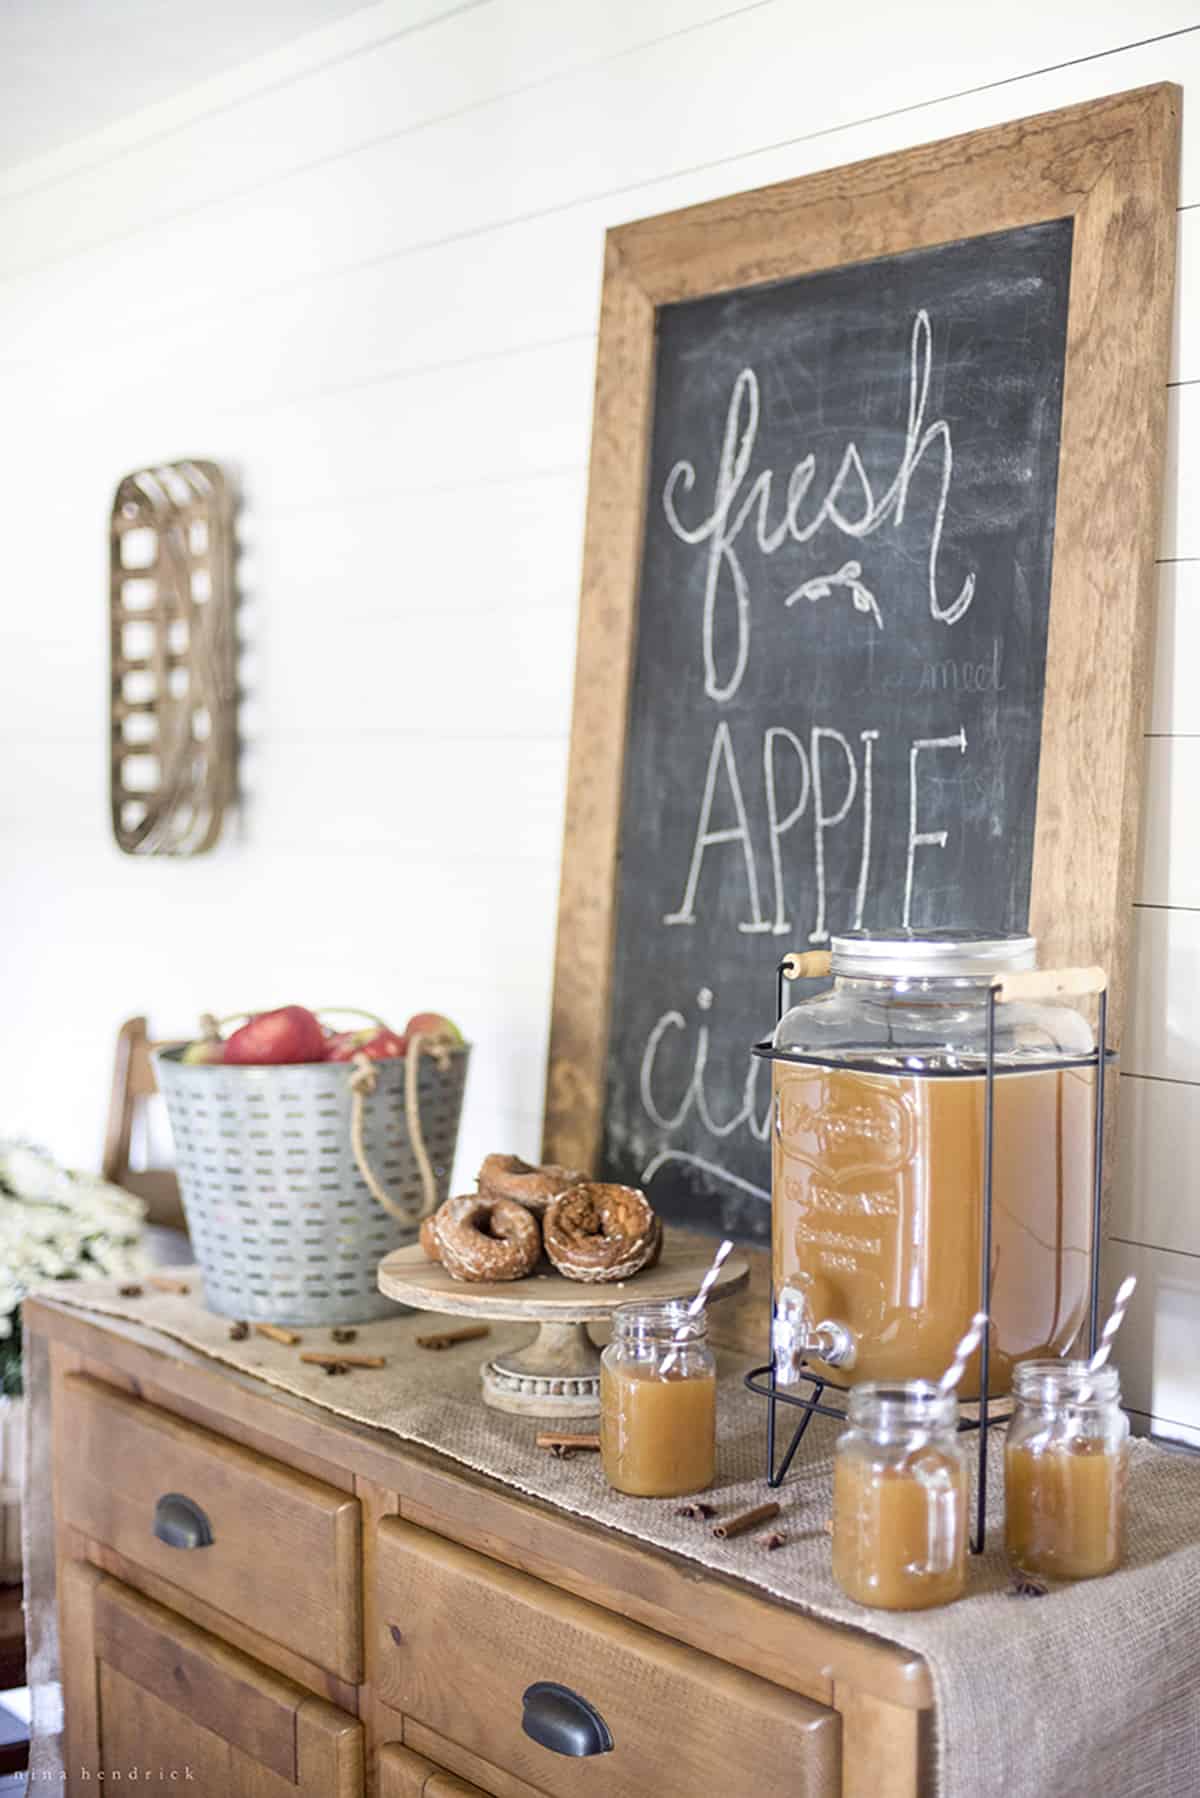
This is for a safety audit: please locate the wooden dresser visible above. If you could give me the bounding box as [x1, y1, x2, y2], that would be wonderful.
[28, 1294, 934, 1797]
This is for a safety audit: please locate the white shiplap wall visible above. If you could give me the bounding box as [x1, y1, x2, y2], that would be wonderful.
[1, 0, 1197, 1438]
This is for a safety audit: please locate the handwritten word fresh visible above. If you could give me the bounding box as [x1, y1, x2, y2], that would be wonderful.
[662, 309, 976, 702]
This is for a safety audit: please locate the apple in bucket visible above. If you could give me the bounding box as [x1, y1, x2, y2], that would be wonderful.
[405, 1012, 462, 1046]
[224, 1005, 327, 1065]
[179, 1007, 463, 1064]
[326, 1027, 407, 1061]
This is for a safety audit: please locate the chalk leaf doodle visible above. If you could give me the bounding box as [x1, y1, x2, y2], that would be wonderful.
[662, 307, 976, 701]
[785, 559, 882, 630]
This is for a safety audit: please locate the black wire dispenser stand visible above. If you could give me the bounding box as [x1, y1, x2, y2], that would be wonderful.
[744, 961, 1113, 1554]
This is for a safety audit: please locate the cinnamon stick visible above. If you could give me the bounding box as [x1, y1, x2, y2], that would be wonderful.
[255, 1323, 301, 1346]
[536, 1432, 601, 1453]
[712, 1501, 781, 1540]
[416, 1325, 490, 1351]
[298, 1351, 386, 1369]
[148, 1275, 191, 1295]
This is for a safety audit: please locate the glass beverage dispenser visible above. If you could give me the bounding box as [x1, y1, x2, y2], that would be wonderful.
[768, 930, 1096, 1398]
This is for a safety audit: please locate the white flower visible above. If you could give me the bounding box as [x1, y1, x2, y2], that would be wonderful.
[0, 1138, 149, 1331]
[0, 1144, 64, 1203]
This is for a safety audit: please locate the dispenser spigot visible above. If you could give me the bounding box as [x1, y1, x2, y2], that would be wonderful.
[772, 1284, 856, 1380]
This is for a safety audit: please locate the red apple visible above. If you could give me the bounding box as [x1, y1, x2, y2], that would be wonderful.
[358, 1029, 408, 1061]
[404, 1011, 462, 1046]
[224, 1005, 326, 1065]
[327, 1027, 408, 1062]
[325, 1027, 379, 1062]
[181, 1036, 225, 1065]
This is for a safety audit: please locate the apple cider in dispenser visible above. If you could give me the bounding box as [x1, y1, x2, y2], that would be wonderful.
[767, 932, 1095, 1396]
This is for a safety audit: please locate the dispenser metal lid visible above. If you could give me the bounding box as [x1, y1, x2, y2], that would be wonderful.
[829, 929, 1037, 980]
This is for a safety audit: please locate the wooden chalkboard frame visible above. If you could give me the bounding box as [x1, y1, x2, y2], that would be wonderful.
[543, 84, 1180, 1175]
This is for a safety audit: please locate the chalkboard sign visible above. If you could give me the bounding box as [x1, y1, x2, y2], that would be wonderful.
[545, 88, 1178, 1242]
[601, 221, 1072, 1239]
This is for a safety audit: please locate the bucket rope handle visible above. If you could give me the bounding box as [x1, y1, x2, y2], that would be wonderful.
[348, 1033, 452, 1222]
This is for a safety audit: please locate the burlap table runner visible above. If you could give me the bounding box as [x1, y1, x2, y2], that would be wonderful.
[37, 1275, 1200, 1797]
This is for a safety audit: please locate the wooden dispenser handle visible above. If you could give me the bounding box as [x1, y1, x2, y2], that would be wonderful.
[780, 950, 833, 980]
[778, 954, 1106, 1001]
[994, 965, 1108, 1003]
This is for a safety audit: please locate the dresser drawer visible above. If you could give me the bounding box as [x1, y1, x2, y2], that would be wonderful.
[375, 1519, 840, 1798]
[380, 1742, 488, 1797]
[60, 1561, 362, 1797]
[57, 1373, 361, 1681]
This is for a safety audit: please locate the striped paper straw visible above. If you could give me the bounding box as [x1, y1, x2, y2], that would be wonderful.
[661, 1238, 734, 1375]
[937, 1312, 990, 1397]
[1087, 1275, 1137, 1374]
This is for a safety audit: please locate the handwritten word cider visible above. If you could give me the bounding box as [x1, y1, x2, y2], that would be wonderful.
[768, 931, 1095, 1395]
[1005, 1362, 1129, 1580]
[832, 1382, 968, 1611]
[600, 1301, 716, 1499]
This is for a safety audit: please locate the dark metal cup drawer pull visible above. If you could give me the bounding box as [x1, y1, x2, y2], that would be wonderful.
[521, 1681, 613, 1757]
[152, 1492, 214, 1550]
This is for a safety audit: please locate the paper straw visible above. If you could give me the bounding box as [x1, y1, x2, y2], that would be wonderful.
[661, 1239, 734, 1375]
[1088, 1274, 1136, 1372]
[937, 1312, 989, 1397]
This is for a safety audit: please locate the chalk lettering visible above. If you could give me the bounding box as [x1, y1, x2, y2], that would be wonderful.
[662, 308, 976, 702]
[763, 726, 810, 936]
[919, 637, 1006, 694]
[639, 988, 772, 1163]
[664, 721, 769, 932]
[808, 726, 858, 944]
[903, 729, 968, 926]
[853, 729, 879, 929]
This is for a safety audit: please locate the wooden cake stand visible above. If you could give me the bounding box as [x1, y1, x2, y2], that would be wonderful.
[377, 1240, 749, 1418]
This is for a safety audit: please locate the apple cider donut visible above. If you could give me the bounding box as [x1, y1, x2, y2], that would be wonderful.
[418, 1213, 442, 1263]
[543, 1183, 660, 1283]
[433, 1193, 541, 1283]
[477, 1152, 588, 1215]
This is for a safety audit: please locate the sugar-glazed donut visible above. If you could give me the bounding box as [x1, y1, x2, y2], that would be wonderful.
[543, 1183, 660, 1283]
[433, 1193, 542, 1283]
[477, 1152, 588, 1215]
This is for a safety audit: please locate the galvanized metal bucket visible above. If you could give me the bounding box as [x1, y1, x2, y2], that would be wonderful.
[155, 1043, 469, 1325]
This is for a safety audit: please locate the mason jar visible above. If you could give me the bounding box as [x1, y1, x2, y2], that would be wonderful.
[832, 1380, 969, 1610]
[600, 1300, 717, 1498]
[767, 930, 1096, 1395]
[1005, 1360, 1129, 1579]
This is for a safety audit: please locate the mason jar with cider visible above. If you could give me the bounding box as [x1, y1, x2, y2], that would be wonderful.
[767, 931, 1095, 1397]
[1005, 1360, 1129, 1578]
[600, 1300, 717, 1498]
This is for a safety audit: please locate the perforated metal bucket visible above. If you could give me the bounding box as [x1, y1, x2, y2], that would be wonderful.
[155, 1045, 470, 1324]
